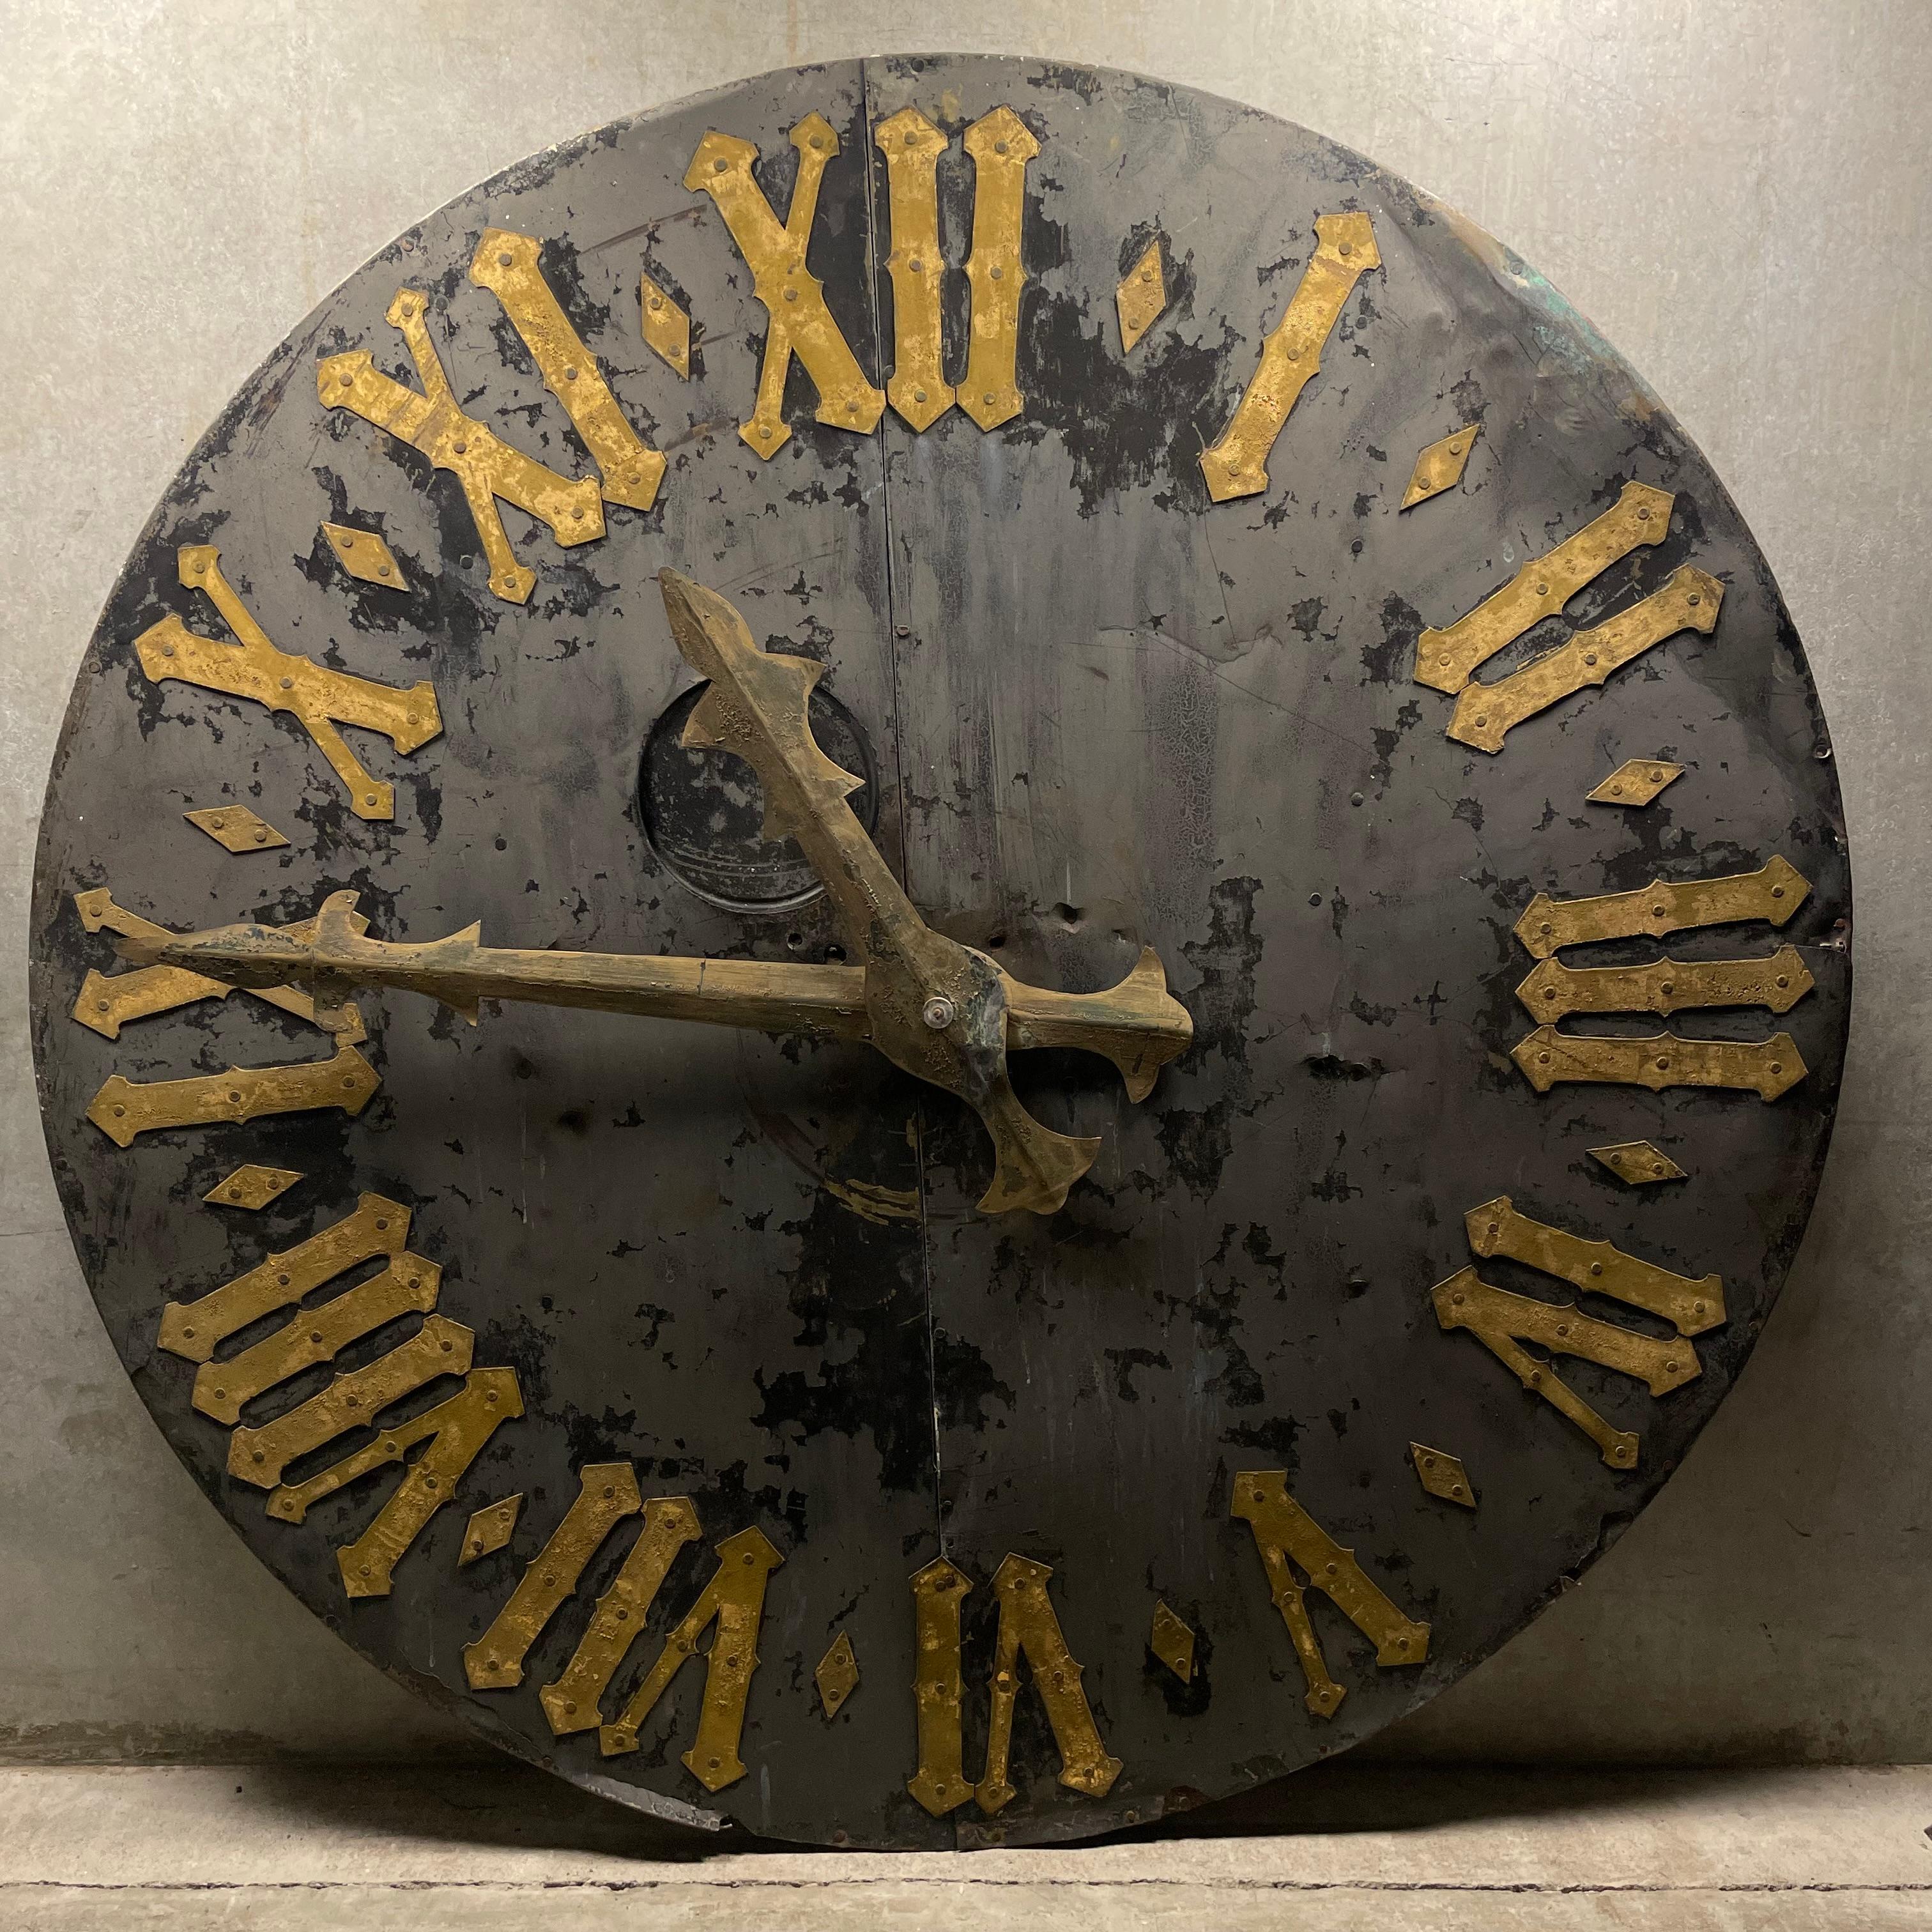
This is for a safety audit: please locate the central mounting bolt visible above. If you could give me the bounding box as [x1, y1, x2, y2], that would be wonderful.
[922, 995, 956, 1031]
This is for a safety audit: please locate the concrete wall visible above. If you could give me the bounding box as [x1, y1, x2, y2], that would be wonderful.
[4, 0, 1927, 1765]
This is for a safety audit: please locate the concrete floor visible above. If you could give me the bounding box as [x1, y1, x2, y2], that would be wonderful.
[4, 1763, 1929, 1928]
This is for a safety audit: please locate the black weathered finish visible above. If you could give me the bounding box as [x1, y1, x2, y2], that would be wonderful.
[29, 56, 1850, 1850]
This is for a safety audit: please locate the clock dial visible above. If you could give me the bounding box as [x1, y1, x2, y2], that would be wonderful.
[29, 56, 1850, 1850]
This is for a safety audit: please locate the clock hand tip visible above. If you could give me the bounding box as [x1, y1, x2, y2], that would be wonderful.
[115, 917, 313, 987]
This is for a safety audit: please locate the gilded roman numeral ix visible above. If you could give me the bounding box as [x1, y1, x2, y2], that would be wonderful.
[72, 887, 364, 1045]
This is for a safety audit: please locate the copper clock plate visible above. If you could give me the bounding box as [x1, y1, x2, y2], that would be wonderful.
[29, 56, 1850, 1848]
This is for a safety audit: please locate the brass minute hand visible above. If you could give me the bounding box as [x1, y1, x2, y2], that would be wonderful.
[126, 894, 1190, 1117]
[125, 574, 1193, 1216]
[657, 569, 1189, 1213]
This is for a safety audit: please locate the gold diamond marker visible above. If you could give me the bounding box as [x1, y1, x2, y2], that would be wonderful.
[815, 1630, 859, 1718]
[459, 1494, 524, 1567]
[1400, 422, 1481, 509]
[1591, 1140, 1689, 1186]
[1150, 1598, 1195, 1682]
[1586, 758, 1685, 808]
[1410, 1442, 1476, 1508]
[321, 522, 408, 590]
[202, 1164, 303, 1211]
[183, 805, 291, 854]
[1116, 238, 1167, 354]
[640, 271, 691, 378]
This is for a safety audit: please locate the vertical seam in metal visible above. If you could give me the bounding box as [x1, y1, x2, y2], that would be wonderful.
[857, 65, 951, 1811]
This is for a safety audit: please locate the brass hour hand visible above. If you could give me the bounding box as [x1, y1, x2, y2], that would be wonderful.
[129, 572, 1193, 1218]
[658, 569, 1192, 1213]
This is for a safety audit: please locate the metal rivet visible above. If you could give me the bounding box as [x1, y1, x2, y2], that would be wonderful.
[990, 265, 1003, 280]
[1688, 592, 1700, 606]
[564, 366, 578, 381]
[1584, 652, 1598, 667]
[914, 387, 928, 403]
[648, 295, 662, 310]
[280, 676, 294, 690]
[994, 139, 1008, 154]
[1772, 885, 1785, 898]
[1638, 505, 1651, 519]
[498, 250, 512, 266]
[1338, 241, 1353, 257]
[922, 995, 955, 1031]
[714, 158, 728, 172]
[453, 440, 467, 456]
[571, 506, 584, 521]
[1657, 1056, 1671, 1070]
[783, 288, 798, 302]
[252, 829, 267, 843]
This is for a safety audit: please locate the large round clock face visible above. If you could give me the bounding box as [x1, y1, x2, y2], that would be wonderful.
[31, 56, 1850, 1849]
